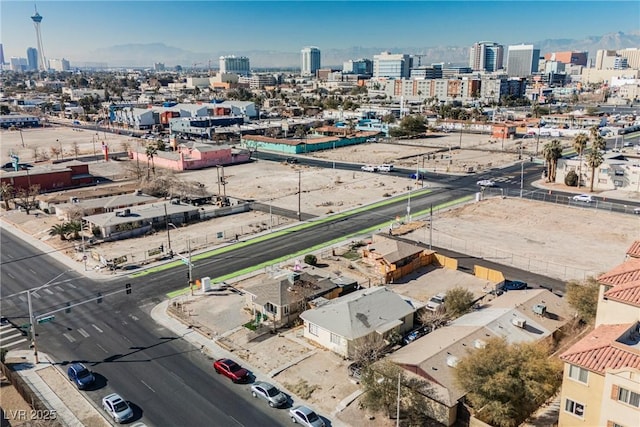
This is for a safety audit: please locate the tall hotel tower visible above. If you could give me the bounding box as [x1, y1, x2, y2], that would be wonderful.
[31, 5, 47, 71]
[301, 47, 321, 77]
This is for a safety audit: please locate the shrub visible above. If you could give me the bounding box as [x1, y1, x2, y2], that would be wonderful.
[564, 170, 578, 186]
[304, 254, 318, 266]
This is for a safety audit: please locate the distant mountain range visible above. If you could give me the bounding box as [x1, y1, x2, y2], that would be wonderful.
[86, 30, 640, 69]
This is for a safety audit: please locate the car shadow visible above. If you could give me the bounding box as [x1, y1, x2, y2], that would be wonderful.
[124, 402, 143, 424]
[84, 372, 108, 391]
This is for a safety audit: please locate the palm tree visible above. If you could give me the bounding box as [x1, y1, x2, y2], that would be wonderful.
[573, 133, 588, 188]
[543, 139, 563, 182]
[586, 149, 604, 192]
[145, 144, 157, 179]
[49, 223, 70, 241]
[67, 220, 82, 240]
[0, 182, 14, 210]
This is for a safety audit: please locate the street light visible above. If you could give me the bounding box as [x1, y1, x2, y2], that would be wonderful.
[57, 139, 63, 160]
[18, 128, 25, 148]
[26, 270, 73, 363]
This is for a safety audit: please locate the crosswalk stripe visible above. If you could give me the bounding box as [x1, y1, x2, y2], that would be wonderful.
[77, 328, 90, 338]
[92, 324, 103, 333]
[0, 332, 24, 341]
[1, 338, 27, 348]
[63, 333, 76, 342]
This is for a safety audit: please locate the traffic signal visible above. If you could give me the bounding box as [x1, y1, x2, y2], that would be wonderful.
[125, 283, 132, 295]
[160, 244, 164, 252]
[97, 292, 103, 303]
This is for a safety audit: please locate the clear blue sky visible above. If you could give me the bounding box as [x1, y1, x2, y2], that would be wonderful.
[1, 0, 638, 61]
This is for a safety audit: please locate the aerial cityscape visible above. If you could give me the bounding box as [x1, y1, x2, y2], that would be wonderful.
[0, 1, 639, 427]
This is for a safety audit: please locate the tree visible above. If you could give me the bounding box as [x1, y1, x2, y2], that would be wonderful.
[399, 115, 426, 135]
[360, 360, 434, 423]
[145, 144, 158, 179]
[565, 170, 578, 186]
[566, 276, 600, 323]
[303, 254, 317, 266]
[542, 139, 563, 182]
[0, 182, 14, 210]
[586, 149, 604, 192]
[49, 223, 70, 240]
[50, 145, 61, 160]
[351, 334, 386, 366]
[67, 220, 82, 240]
[14, 185, 40, 214]
[455, 338, 562, 427]
[573, 133, 588, 188]
[444, 287, 475, 317]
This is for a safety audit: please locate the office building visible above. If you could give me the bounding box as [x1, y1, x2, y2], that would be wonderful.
[506, 44, 540, 77]
[0, 43, 5, 65]
[469, 42, 504, 72]
[619, 48, 640, 69]
[301, 47, 321, 77]
[219, 55, 251, 76]
[48, 58, 70, 71]
[373, 51, 411, 79]
[27, 47, 38, 71]
[543, 51, 588, 66]
[154, 63, 165, 72]
[343, 58, 373, 75]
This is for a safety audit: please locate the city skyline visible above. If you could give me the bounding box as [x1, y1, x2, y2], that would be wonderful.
[1, 1, 639, 67]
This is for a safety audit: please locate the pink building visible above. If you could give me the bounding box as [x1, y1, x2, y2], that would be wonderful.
[130, 142, 252, 171]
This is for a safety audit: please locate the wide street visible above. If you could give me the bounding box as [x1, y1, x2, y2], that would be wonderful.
[1, 156, 637, 426]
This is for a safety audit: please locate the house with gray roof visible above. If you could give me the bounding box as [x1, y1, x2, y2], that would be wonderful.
[54, 191, 159, 221]
[299, 286, 417, 358]
[387, 289, 571, 426]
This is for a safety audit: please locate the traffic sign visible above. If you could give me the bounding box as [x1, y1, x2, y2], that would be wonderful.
[37, 315, 55, 324]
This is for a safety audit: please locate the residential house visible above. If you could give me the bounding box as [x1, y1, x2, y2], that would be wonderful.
[299, 286, 420, 358]
[554, 152, 640, 192]
[53, 191, 159, 221]
[558, 243, 640, 427]
[361, 234, 435, 283]
[389, 289, 571, 426]
[244, 271, 352, 327]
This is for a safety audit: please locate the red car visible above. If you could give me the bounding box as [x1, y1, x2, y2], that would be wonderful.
[213, 358, 249, 383]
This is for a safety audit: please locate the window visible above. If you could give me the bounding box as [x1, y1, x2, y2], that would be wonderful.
[330, 333, 340, 345]
[309, 323, 318, 336]
[264, 302, 277, 315]
[564, 399, 585, 417]
[617, 387, 640, 408]
[568, 365, 588, 384]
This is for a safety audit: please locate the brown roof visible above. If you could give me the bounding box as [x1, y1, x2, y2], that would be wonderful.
[368, 235, 426, 264]
[604, 280, 640, 307]
[626, 240, 640, 258]
[560, 323, 640, 374]
[597, 257, 640, 287]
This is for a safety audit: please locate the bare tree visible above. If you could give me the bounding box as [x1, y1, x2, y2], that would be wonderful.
[14, 185, 40, 214]
[418, 309, 449, 332]
[71, 141, 80, 158]
[351, 333, 387, 366]
[50, 145, 61, 160]
[0, 182, 14, 210]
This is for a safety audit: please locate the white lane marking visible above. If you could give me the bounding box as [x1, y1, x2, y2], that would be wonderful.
[77, 328, 90, 338]
[31, 293, 41, 299]
[1, 338, 27, 348]
[122, 335, 131, 343]
[5, 253, 14, 259]
[96, 343, 108, 353]
[140, 380, 156, 393]
[168, 370, 185, 384]
[55, 286, 64, 292]
[92, 324, 103, 333]
[7, 272, 15, 279]
[18, 295, 26, 302]
[68, 283, 77, 289]
[229, 416, 243, 426]
[29, 269, 37, 275]
[63, 333, 76, 342]
[44, 288, 54, 295]
[129, 314, 139, 321]
[0, 332, 24, 341]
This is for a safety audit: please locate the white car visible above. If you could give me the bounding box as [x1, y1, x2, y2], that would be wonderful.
[477, 179, 496, 187]
[426, 293, 446, 312]
[377, 164, 394, 172]
[572, 194, 593, 203]
[361, 165, 377, 172]
[289, 405, 325, 427]
[102, 393, 133, 424]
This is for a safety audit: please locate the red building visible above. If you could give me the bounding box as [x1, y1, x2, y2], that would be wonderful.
[1, 161, 94, 192]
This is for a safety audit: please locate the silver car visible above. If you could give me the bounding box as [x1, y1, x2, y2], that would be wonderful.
[102, 393, 133, 424]
[289, 405, 325, 427]
[250, 381, 288, 408]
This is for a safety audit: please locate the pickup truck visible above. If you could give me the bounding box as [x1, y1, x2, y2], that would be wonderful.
[361, 165, 377, 172]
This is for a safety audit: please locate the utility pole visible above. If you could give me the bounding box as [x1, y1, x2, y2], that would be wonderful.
[520, 146, 524, 198]
[27, 291, 38, 363]
[297, 170, 301, 221]
[429, 204, 433, 250]
[164, 204, 172, 255]
[188, 240, 193, 296]
[216, 166, 222, 197]
[535, 122, 541, 156]
[396, 372, 401, 427]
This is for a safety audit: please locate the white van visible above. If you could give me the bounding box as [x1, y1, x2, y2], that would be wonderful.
[377, 164, 394, 172]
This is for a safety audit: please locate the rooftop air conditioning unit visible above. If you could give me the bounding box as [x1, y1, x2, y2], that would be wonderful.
[446, 355, 459, 368]
[512, 317, 527, 328]
[474, 339, 486, 349]
[533, 304, 547, 316]
[70, 197, 79, 203]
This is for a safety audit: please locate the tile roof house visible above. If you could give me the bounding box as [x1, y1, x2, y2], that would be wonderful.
[388, 289, 570, 426]
[299, 286, 418, 358]
[362, 234, 435, 283]
[558, 243, 640, 427]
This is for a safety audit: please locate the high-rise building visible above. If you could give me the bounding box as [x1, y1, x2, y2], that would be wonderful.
[543, 51, 588, 66]
[219, 55, 251, 76]
[373, 51, 411, 79]
[301, 47, 321, 77]
[618, 48, 640, 69]
[0, 43, 5, 65]
[595, 49, 633, 70]
[27, 47, 38, 71]
[469, 42, 504, 72]
[48, 58, 69, 71]
[9, 57, 28, 72]
[506, 44, 540, 77]
[343, 58, 373, 75]
[30, 5, 47, 71]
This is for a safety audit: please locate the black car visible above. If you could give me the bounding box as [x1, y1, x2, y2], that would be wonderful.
[498, 280, 528, 293]
[285, 157, 298, 164]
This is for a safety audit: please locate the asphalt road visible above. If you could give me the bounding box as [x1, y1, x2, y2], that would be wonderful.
[1, 157, 636, 426]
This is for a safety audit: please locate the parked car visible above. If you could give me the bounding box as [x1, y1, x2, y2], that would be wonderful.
[361, 165, 377, 172]
[289, 405, 325, 427]
[477, 179, 497, 187]
[572, 194, 593, 203]
[213, 358, 249, 383]
[426, 293, 446, 312]
[634, 207, 640, 215]
[409, 172, 425, 180]
[500, 280, 528, 292]
[67, 363, 95, 390]
[377, 164, 394, 172]
[102, 393, 133, 424]
[286, 157, 298, 164]
[250, 381, 288, 408]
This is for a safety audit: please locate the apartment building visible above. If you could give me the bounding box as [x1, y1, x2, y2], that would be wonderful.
[469, 41, 504, 72]
[373, 51, 411, 79]
[219, 55, 251, 76]
[301, 46, 321, 77]
[558, 243, 640, 427]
